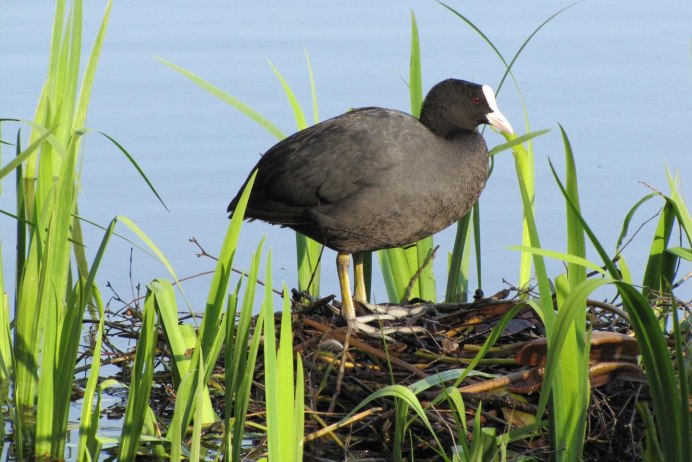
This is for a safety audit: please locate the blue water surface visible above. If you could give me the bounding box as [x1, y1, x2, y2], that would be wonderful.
[1, 1, 690, 311]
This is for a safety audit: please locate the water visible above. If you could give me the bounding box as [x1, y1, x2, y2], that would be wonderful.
[1, 1, 690, 311]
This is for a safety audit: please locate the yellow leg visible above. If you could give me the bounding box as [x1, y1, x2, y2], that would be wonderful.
[353, 252, 367, 303]
[336, 252, 356, 321]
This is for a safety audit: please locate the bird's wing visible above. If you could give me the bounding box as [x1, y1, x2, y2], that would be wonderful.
[229, 108, 413, 224]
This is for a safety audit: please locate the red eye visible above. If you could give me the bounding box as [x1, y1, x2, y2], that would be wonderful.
[471, 96, 481, 105]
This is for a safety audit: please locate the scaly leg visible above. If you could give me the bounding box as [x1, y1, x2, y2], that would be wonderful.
[338, 252, 428, 337]
[353, 252, 367, 303]
[336, 252, 356, 321]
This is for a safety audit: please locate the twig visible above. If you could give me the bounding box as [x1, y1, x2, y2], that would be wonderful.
[190, 237, 284, 297]
[587, 298, 630, 322]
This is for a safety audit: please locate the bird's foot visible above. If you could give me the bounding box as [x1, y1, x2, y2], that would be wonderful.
[345, 301, 431, 339]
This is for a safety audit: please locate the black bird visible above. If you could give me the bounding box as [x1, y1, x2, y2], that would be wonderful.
[228, 79, 513, 327]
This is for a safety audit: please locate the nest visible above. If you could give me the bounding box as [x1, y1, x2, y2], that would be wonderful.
[99, 287, 657, 461]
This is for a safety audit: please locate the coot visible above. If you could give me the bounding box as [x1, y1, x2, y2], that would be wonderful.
[228, 79, 513, 325]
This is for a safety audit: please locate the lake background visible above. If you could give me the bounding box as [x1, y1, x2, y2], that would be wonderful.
[1, 1, 690, 311]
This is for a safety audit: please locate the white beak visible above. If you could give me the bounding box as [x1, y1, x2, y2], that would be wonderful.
[482, 85, 514, 135]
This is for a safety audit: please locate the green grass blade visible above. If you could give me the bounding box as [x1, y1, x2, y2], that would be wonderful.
[151, 280, 188, 384]
[190, 346, 206, 462]
[561, 123, 586, 285]
[227, 241, 265, 461]
[667, 247, 692, 261]
[438, 2, 510, 71]
[415, 237, 437, 301]
[496, 2, 582, 94]
[269, 61, 307, 130]
[277, 285, 298, 458]
[196, 171, 256, 372]
[641, 201, 676, 301]
[115, 214, 186, 302]
[168, 353, 198, 462]
[350, 385, 448, 459]
[304, 49, 319, 124]
[48, 217, 117, 458]
[0, 127, 58, 181]
[446, 212, 472, 302]
[670, 287, 690, 462]
[262, 252, 280, 458]
[35, 135, 79, 458]
[615, 282, 688, 462]
[535, 278, 607, 427]
[118, 286, 158, 461]
[508, 245, 606, 275]
[378, 247, 412, 302]
[153, 279, 218, 434]
[72, 0, 111, 132]
[615, 193, 657, 252]
[76, 286, 105, 462]
[157, 57, 285, 140]
[0, 249, 10, 383]
[294, 353, 305, 462]
[512, 138, 554, 326]
[548, 158, 620, 279]
[409, 11, 423, 118]
[262, 266, 305, 462]
[665, 167, 692, 243]
[98, 131, 168, 211]
[472, 203, 482, 291]
[488, 129, 550, 156]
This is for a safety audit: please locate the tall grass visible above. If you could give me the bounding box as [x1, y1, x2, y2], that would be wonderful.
[5, 1, 114, 458]
[1, 0, 166, 459]
[2, 1, 689, 460]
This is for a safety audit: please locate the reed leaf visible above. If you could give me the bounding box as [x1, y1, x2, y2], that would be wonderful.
[615, 193, 657, 252]
[409, 12, 423, 118]
[262, 252, 279, 458]
[157, 57, 285, 140]
[226, 242, 266, 461]
[615, 282, 689, 462]
[0, 247, 10, 384]
[0, 127, 58, 181]
[195, 171, 256, 374]
[76, 286, 105, 462]
[118, 285, 158, 461]
[547, 158, 620, 279]
[351, 385, 447, 460]
[264, 278, 305, 461]
[548, 159, 689, 461]
[665, 167, 691, 242]
[98, 131, 168, 211]
[558, 124, 590, 460]
[446, 211, 472, 302]
[305, 49, 319, 125]
[642, 201, 676, 302]
[488, 129, 550, 156]
[509, 246, 606, 275]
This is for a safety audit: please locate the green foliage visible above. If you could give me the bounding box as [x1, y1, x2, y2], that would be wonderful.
[263, 268, 305, 461]
[224, 238, 266, 461]
[118, 285, 159, 461]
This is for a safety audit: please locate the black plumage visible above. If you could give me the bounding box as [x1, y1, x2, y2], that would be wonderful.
[227, 79, 513, 323]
